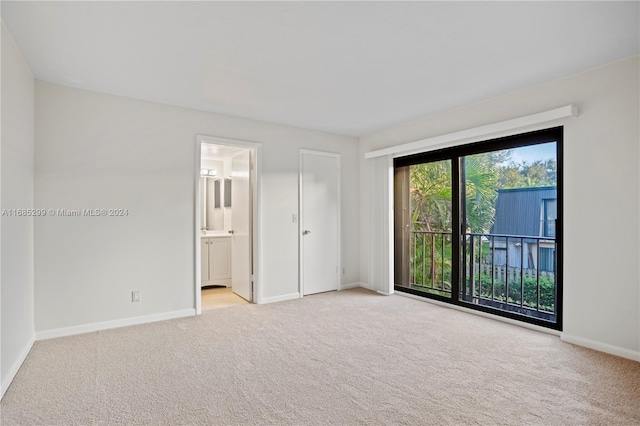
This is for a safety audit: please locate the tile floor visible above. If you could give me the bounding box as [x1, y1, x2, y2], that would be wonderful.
[201, 287, 249, 310]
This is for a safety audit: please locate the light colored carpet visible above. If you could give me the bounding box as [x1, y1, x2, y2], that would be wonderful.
[2, 288, 639, 425]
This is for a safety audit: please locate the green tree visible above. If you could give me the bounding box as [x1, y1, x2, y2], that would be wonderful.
[409, 153, 502, 234]
[410, 160, 452, 232]
[409, 160, 452, 288]
[497, 159, 557, 188]
[464, 154, 499, 233]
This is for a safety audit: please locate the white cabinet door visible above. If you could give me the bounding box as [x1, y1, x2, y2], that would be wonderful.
[201, 238, 210, 285]
[209, 237, 231, 281]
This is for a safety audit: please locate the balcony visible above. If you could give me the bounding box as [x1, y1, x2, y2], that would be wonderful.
[405, 230, 557, 323]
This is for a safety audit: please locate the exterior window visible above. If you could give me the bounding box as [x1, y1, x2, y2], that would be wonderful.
[542, 199, 556, 237]
[540, 248, 555, 272]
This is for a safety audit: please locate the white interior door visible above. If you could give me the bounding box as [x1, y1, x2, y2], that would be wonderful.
[300, 150, 340, 296]
[231, 150, 252, 301]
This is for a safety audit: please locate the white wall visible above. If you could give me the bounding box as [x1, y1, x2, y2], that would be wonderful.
[34, 82, 359, 332]
[1, 22, 35, 396]
[359, 56, 640, 359]
[200, 159, 224, 175]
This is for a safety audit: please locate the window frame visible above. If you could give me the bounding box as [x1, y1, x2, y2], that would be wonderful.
[393, 126, 563, 330]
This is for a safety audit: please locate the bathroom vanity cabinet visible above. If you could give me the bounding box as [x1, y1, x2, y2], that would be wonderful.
[201, 235, 231, 287]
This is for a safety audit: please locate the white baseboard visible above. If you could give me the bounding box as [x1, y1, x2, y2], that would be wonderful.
[339, 282, 361, 290]
[355, 282, 393, 295]
[1, 333, 36, 400]
[561, 333, 640, 362]
[260, 292, 300, 304]
[393, 291, 640, 361]
[359, 281, 374, 291]
[35, 309, 196, 341]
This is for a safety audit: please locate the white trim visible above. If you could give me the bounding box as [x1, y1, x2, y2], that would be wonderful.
[561, 333, 640, 362]
[365, 105, 578, 159]
[359, 281, 393, 295]
[365, 288, 639, 361]
[385, 154, 395, 295]
[339, 282, 361, 290]
[298, 150, 303, 297]
[260, 292, 300, 304]
[359, 281, 375, 292]
[366, 155, 395, 295]
[195, 135, 263, 307]
[299, 149, 341, 297]
[194, 139, 203, 314]
[1, 334, 35, 399]
[35, 309, 196, 341]
[395, 291, 562, 337]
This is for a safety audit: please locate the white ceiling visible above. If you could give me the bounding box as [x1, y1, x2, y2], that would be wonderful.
[2, 1, 638, 137]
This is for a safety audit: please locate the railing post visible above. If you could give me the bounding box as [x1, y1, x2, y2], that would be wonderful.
[478, 235, 483, 298]
[420, 233, 424, 286]
[491, 235, 495, 301]
[505, 237, 509, 303]
[412, 233, 417, 286]
[553, 238, 558, 316]
[536, 240, 540, 311]
[468, 234, 475, 299]
[441, 233, 446, 291]
[430, 233, 436, 288]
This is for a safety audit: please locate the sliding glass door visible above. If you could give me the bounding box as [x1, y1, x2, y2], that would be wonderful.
[394, 127, 562, 329]
[395, 159, 453, 298]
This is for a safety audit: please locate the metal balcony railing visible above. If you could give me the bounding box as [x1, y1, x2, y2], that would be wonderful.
[409, 230, 557, 322]
[409, 231, 452, 296]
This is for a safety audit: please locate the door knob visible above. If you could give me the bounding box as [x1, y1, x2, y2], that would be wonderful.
[303, 230, 311, 235]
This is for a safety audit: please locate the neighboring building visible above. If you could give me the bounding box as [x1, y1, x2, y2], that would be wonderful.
[490, 186, 557, 272]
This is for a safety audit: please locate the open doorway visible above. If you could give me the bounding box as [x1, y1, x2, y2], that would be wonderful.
[195, 136, 261, 314]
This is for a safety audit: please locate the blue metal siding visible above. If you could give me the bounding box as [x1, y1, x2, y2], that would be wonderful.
[490, 186, 557, 237]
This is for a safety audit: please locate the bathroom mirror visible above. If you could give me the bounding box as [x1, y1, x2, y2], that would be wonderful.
[200, 142, 245, 232]
[224, 178, 232, 208]
[201, 176, 227, 231]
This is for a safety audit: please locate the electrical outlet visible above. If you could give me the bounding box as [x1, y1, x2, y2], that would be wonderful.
[132, 291, 140, 302]
[292, 214, 297, 223]
[342, 268, 346, 275]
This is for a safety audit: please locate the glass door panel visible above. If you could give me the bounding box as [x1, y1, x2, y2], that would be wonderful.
[400, 159, 453, 298]
[461, 142, 558, 323]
